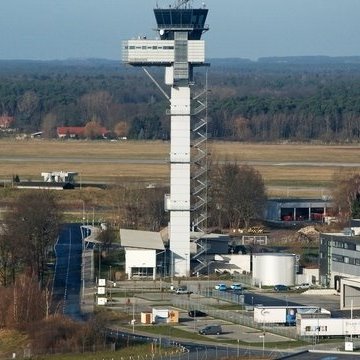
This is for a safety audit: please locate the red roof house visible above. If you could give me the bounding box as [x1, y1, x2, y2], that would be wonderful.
[57, 127, 85, 138]
[57, 126, 109, 139]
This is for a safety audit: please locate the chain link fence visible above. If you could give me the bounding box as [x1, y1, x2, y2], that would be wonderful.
[172, 297, 300, 341]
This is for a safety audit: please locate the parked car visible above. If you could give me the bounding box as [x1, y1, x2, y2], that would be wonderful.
[295, 283, 311, 290]
[175, 287, 192, 294]
[188, 310, 207, 317]
[198, 324, 222, 335]
[230, 283, 242, 291]
[274, 284, 288, 292]
[214, 283, 227, 291]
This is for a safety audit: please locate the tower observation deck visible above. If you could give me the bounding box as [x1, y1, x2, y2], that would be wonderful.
[154, 7, 209, 40]
[123, 0, 209, 277]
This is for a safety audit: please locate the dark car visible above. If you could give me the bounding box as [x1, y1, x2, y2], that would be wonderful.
[274, 284, 288, 292]
[199, 324, 222, 335]
[188, 310, 207, 317]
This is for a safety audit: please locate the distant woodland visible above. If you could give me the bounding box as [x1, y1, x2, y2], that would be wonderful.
[1, 57, 360, 142]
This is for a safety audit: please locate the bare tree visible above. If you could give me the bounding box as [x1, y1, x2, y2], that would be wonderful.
[210, 163, 267, 230]
[96, 225, 117, 252]
[114, 121, 129, 138]
[41, 112, 58, 138]
[0, 274, 47, 329]
[0, 224, 14, 286]
[79, 91, 113, 123]
[142, 188, 168, 231]
[17, 91, 39, 127]
[332, 170, 360, 221]
[83, 119, 104, 139]
[106, 183, 168, 231]
[4, 191, 62, 286]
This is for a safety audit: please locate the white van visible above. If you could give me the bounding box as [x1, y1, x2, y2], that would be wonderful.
[295, 283, 311, 290]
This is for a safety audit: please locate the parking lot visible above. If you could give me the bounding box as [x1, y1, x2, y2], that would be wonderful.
[100, 283, 299, 344]
[176, 311, 296, 344]
[89, 279, 345, 346]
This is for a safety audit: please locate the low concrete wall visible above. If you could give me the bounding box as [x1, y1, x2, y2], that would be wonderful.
[303, 289, 338, 295]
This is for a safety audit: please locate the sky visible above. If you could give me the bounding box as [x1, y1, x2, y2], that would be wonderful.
[0, 0, 360, 61]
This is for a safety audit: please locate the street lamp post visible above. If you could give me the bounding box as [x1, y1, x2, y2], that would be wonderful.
[82, 241, 85, 300]
[82, 200, 86, 225]
[98, 245, 101, 281]
[261, 309, 269, 357]
[259, 334, 265, 357]
[132, 298, 135, 333]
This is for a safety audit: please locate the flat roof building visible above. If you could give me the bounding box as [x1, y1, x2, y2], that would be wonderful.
[319, 231, 360, 289]
[265, 198, 333, 225]
[41, 171, 78, 184]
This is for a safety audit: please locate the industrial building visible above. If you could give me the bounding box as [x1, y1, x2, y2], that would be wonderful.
[340, 277, 360, 310]
[41, 171, 78, 184]
[120, 229, 252, 278]
[265, 198, 333, 224]
[190, 232, 229, 274]
[16, 171, 78, 190]
[319, 228, 360, 289]
[317, 220, 360, 311]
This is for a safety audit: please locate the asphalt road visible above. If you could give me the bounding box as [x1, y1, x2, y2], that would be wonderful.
[52, 223, 83, 319]
[105, 327, 287, 359]
[2, 156, 360, 168]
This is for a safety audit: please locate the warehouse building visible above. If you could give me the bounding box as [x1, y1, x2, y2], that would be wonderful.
[265, 198, 333, 225]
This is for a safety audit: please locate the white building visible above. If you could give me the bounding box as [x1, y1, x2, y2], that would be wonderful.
[340, 277, 360, 310]
[41, 171, 78, 183]
[120, 229, 165, 280]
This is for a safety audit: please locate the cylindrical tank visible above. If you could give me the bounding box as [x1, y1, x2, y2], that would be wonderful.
[252, 253, 296, 286]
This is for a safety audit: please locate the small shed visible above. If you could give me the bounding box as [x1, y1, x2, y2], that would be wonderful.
[152, 308, 179, 324]
[141, 312, 153, 324]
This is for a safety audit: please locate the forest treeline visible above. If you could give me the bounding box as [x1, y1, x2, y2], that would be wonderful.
[1, 57, 360, 141]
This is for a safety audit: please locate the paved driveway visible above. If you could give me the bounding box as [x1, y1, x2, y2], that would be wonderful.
[53, 223, 83, 318]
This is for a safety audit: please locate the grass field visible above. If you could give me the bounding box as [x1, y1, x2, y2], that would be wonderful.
[1, 139, 359, 197]
[0, 330, 28, 358]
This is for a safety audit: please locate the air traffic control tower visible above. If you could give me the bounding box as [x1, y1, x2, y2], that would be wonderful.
[122, 0, 209, 277]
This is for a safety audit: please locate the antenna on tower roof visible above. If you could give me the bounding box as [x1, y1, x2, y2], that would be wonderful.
[174, 0, 191, 9]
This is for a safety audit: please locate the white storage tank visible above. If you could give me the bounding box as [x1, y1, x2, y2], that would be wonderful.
[253, 253, 296, 286]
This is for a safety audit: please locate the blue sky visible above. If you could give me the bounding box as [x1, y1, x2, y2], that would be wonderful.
[0, 0, 359, 60]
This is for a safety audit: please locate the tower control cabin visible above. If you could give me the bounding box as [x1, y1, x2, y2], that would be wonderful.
[122, 1, 209, 277]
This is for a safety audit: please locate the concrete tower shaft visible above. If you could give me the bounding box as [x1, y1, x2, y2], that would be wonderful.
[123, 1, 208, 277]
